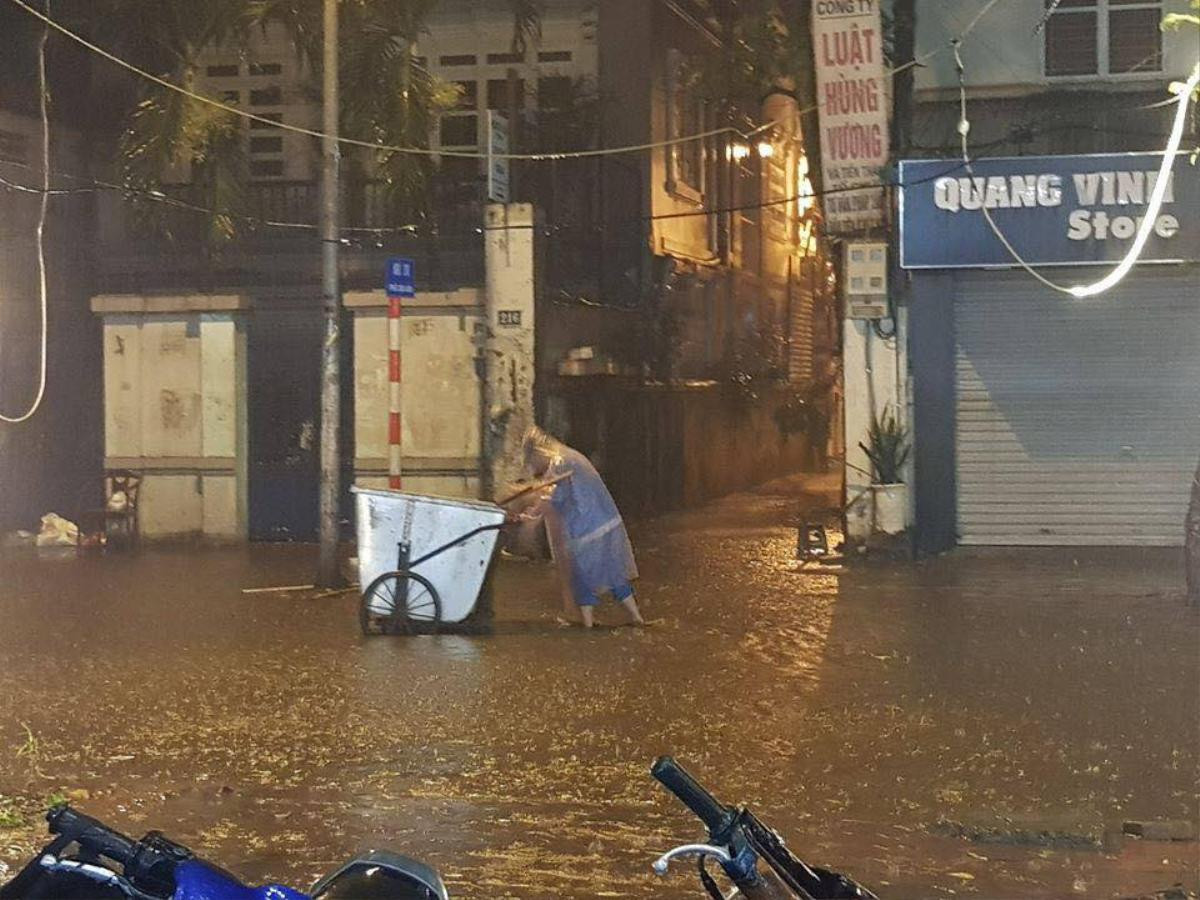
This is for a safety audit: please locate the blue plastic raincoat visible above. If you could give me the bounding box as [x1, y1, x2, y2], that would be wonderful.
[546, 447, 638, 602]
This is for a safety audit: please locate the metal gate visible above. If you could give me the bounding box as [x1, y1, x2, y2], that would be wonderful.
[954, 267, 1200, 546]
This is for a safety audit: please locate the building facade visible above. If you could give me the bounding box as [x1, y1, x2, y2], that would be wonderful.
[902, 0, 1200, 550]
[82, 0, 833, 536]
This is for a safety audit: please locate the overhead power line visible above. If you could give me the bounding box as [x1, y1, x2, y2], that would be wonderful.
[4, 0, 1005, 161]
[952, 40, 1200, 299]
[0, 0, 49, 425]
[2, 147, 1017, 237]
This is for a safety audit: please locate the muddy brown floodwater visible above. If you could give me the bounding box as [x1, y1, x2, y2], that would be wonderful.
[1, 477, 1198, 899]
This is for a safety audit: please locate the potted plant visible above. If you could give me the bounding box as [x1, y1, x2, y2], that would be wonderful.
[859, 409, 911, 535]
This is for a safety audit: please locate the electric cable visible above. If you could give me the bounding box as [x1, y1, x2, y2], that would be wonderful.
[1, 0, 50, 424]
[4, 0, 1004, 162]
[952, 40, 1200, 298]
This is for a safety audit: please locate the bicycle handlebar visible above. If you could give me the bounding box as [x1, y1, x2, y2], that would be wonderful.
[651, 756, 733, 836]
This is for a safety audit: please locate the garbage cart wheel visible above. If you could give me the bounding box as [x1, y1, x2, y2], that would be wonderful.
[360, 570, 442, 636]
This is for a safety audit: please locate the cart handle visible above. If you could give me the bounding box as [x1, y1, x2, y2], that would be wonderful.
[407, 523, 505, 569]
[496, 471, 571, 507]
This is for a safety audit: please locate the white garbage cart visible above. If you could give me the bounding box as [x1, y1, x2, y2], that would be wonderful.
[353, 487, 506, 634]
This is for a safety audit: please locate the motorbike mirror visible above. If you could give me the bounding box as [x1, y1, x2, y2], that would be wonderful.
[310, 851, 449, 900]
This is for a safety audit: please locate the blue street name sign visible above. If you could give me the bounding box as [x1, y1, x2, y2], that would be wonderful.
[386, 257, 415, 297]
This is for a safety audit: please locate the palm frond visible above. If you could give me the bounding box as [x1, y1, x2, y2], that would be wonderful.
[506, 0, 544, 54]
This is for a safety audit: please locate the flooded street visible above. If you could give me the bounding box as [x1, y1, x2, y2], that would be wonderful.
[1, 477, 1197, 899]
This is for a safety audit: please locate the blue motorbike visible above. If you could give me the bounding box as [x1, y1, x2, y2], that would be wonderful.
[0, 806, 447, 900]
[1, 758, 876, 899]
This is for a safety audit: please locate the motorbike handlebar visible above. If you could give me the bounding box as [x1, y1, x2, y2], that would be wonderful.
[47, 806, 138, 868]
[650, 756, 733, 836]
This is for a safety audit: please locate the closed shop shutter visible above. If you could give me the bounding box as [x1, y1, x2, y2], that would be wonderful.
[954, 267, 1200, 546]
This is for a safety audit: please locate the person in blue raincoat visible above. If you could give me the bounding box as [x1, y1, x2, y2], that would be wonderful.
[517, 426, 644, 628]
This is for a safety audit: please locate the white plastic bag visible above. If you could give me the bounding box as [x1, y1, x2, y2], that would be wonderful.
[35, 513, 79, 547]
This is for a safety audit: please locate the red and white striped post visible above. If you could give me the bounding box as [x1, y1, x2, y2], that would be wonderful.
[385, 258, 414, 491]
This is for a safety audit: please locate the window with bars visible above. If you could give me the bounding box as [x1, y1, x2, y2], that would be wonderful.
[1044, 0, 1163, 77]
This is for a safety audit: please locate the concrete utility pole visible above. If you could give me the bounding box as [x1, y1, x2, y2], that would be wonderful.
[317, 0, 341, 586]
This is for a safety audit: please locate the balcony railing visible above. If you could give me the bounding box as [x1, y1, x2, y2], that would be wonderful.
[97, 177, 487, 294]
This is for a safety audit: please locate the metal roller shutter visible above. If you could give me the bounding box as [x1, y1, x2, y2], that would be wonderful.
[954, 267, 1200, 546]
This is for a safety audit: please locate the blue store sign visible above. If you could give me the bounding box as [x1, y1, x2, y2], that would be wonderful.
[899, 153, 1200, 269]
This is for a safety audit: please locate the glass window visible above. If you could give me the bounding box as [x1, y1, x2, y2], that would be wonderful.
[486, 52, 523, 65]
[487, 78, 525, 110]
[1045, 7, 1098, 75]
[439, 54, 477, 66]
[250, 136, 283, 154]
[440, 115, 478, 146]
[1109, 6, 1162, 72]
[1044, 0, 1161, 76]
[249, 86, 283, 106]
[205, 64, 239, 77]
[538, 50, 572, 63]
[249, 62, 283, 76]
[666, 50, 704, 196]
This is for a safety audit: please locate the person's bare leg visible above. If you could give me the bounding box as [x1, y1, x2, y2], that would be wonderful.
[579, 605, 595, 628]
[621, 595, 645, 626]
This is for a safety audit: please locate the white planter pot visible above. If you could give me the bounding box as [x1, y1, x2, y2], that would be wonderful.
[871, 483, 908, 535]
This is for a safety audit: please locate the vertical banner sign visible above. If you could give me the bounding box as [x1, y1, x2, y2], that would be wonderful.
[385, 258, 414, 490]
[812, 0, 889, 233]
[486, 111, 511, 204]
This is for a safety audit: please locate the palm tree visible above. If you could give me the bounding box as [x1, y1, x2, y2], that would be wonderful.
[84, 0, 256, 243]
[502, 0, 543, 194]
[85, 0, 458, 243]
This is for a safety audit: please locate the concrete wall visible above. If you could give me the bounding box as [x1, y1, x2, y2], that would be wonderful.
[347, 288, 484, 499]
[349, 204, 536, 502]
[484, 203, 537, 495]
[555, 381, 817, 517]
[91, 295, 249, 540]
[843, 311, 910, 540]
